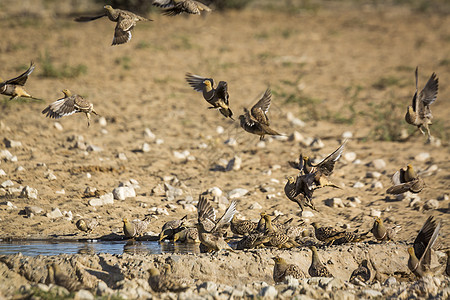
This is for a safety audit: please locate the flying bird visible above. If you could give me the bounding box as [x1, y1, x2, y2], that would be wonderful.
[42, 89, 98, 127]
[153, 0, 211, 16]
[386, 164, 425, 195]
[239, 88, 281, 140]
[405, 67, 438, 141]
[0, 62, 41, 101]
[74, 5, 151, 45]
[185, 73, 233, 120]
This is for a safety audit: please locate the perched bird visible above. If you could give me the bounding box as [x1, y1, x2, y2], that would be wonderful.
[445, 250, 450, 277]
[42, 89, 98, 127]
[47, 263, 84, 292]
[173, 227, 199, 243]
[284, 175, 316, 212]
[371, 218, 401, 242]
[386, 164, 425, 195]
[239, 88, 281, 140]
[258, 214, 299, 249]
[75, 218, 98, 233]
[185, 73, 233, 119]
[272, 256, 305, 283]
[74, 5, 150, 45]
[311, 222, 345, 244]
[408, 216, 441, 278]
[235, 233, 267, 250]
[148, 264, 192, 292]
[0, 62, 41, 101]
[230, 215, 258, 236]
[153, 0, 211, 16]
[308, 246, 333, 277]
[349, 259, 371, 285]
[159, 215, 187, 241]
[196, 196, 236, 252]
[405, 67, 438, 140]
[123, 217, 150, 238]
[331, 230, 370, 245]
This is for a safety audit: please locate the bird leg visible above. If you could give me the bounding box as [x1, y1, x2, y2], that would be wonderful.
[86, 113, 91, 127]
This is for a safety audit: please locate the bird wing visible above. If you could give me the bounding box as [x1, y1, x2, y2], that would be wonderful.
[215, 81, 229, 104]
[197, 195, 216, 224]
[42, 96, 77, 119]
[419, 72, 438, 107]
[1, 62, 35, 87]
[185, 73, 214, 92]
[314, 140, 347, 176]
[251, 88, 271, 125]
[152, 0, 176, 8]
[194, 0, 212, 11]
[213, 201, 237, 232]
[413, 216, 439, 263]
[113, 21, 132, 45]
[288, 154, 304, 171]
[411, 66, 419, 114]
[386, 180, 417, 195]
[242, 108, 256, 126]
[74, 14, 107, 22]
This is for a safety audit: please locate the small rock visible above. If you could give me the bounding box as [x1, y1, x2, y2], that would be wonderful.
[25, 206, 43, 216]
[46, 208, 63, 219]
[371, 181, 383, 189]
[410, 199, 423, 210]
[144, 128, 156, 140]
[53, 122, 63, 131]
[164, 183, 183, 200]
[301, 210, 314, 218]
[366, 171, 381, 179]
[173, 150, 190, 160]
[2, 201, 17, 210]
[343, 152, 357, 162]
[141, 143, 151, 152]
[224, 138, 237, 146]
[0, 149, 14, 161]
[256, 141, 266, 148]
[342, 131, 353, 139]
[259, 286, 277, 298]
[98, 117, 107, 127]
[216, 126, 224, 134]
[1, 180, 14, 188]
[423, 199, 439, 210]
[325, 197, 344, 208]
[310, 138, 324, 149]
[0, 169, 6, 176]
[112, 186, 136, 200]
[371, 159, 386, 170]
[117, 153, 127, 161]
[384, 277, 397, 286]
[86, 144, 103, 152]
[414, 152, 430, 162]
[89, 193, 114, 206]
[353, 182, 365, 188]
[183, 203, 196, 212]
[362, 289, 382, 298]
[227, 188, 248, 199]
[152, 184, 165, 196]
[155, 138, 164, 145]
[370, 209, 381, 218]
[284, 276, 299, 287]
[437, 194, 449, 201]
[74, 289, 94, 300]
[45, 172, 57, 181]
[198, 281, 217, 293]
[4, 138, 22, 148]
[249, 202, 263, 209]
[148, 207, 169, 215]
[21, 186, 38, 199]
[15, 166, 25, 172]
[348, 197, 361, 204]
[289, 131, 304, 142]
[226, 156, 241, 171]
[286, 112, 305, 127]
[208, 187, 222, 198]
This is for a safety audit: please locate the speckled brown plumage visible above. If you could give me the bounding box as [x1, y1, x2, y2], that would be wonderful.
[159, 215, 187, 241]
[153, 0, 211, 16]
[308, 246, 333, 277]
[272, 256, 305, 283]
[386, 164, 425, 195]
[349, 259, 371, 284]
[76, 218, 98, 233]
[231, 215, 258, 236]
[148, 264, 193, 292]
[371, 218, 401, 242]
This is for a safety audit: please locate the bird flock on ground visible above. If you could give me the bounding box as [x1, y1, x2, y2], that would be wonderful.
[1, 0, 447, 293]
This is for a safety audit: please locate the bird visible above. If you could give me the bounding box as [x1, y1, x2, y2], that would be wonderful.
[74, 5, 151, 45]
[284, 175, 316, 212]
[386, 164, 425, 195]
[0, 62, 41, 101]
[407, 216, 441, 278]
[153, 0, 211, 16]
[370, 217, 401, 242]
[272, 256, 305, 283]
[230, 215, 258, 236]
[349, 259, 371, 285]
[197, 194, 218, 232]
[42, 89, 98, 127]
[47, 263, 84, 292]
[308, 246, 333, 277]
[185, 73, 233, 120]
[148, 264, 193, 292]
[173, 227, 199, 243]
[311, 222, 345, 244]
[123, 217, 150, 238]
[196, 196, 236, 252]
[445, 250, 450, 277]
[159, 215, 187, 241]
[331, 230, 370, 245]
[75, 218, 98, 233]
[405, 67, 438, 141]
[239, 88, 281, 140]
[257, 214, 299, 249]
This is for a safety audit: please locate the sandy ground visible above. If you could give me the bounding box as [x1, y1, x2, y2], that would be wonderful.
[0, 2, 449, 298]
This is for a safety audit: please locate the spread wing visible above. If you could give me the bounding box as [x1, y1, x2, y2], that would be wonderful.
[152, 0, 176, 8]
[1, 62, 35, 87]
[419, 72, 438, 107]
[74, 14, 106, 22]
[213, 201, 237, 232]
[215, 81, 229, 104]
[315, 139, 347, 176]
[251, 88, 271, 125]
[42, 96, 77, 119]
[413, 216, 440, 264]
[185, 73, 213, 92]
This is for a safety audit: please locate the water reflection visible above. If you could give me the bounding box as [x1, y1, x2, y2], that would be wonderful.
[0, 240, 200, 256]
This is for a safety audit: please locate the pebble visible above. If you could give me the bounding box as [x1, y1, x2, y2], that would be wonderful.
[249, 202, 263, 209]
[216, 126, 224, 134]
[86, 144, 103, 152]
[226, 156, 241, 171]
[89, 193, 114, 206]
[155, 138, 164, 145]
[112, 186, 136, 200]
[208, 187, 223, 198]
[362, 289, 382, 298]
[74, 289, 94, 300]
[227, 188, 249, 199]
[371, 181, 383, 189]
[289, 131, 304, 142]
[1, 201, 17, 210]
[410, 199, 423, 210]
[423, 199, 439, 210]
[414, 152, 430, 162]
[342, 131, 353, 139]
[310, 138, 324, 149]
[1, 180, 14, 188]
[325, 197, 344, 208]
[259, 286, 277, 298]
[144, 128, 156, 140]
[21, 186, 38, 199]
[0, 149, 15, 161]
[366, 171, 381, 179]
[148, 207, 169, 215]
[117, 153, 127, 161]
[224, 138, 237, 146]
[0, 169, 6, 176]
[141, 143, 151, 153]
[46, 208, 63, 219]
[301, 210, 314, 218]
[98, 117, 107, 127]
[353, 182, 365, 188]
[45, 172, 57, 181]
[25, 206, 43, 216]
[198, 281, 217, 293]
[286, 112, 306, 127]
[164, 183, 183, 200]
[272, 135, 288, 141]
[371, 159, 386, 170]
[348, 197, 361, 204]
[183, 203, 196, 212]
[343, 152, 357, 162]
[15, 166, 25, 172]
[384, 277, 397, 286]
[256, 141, 266, 148]
[53, 122, 63, 131]
[4, 138, 22, 148]
[173, 150, 190, 160]
[370, 209, 381, 218]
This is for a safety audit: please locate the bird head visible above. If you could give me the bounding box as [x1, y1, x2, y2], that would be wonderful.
[374, 217, 382, 224]
[361, 259, 369, 268]
[406, 164, 413, 170]
[311, 222, 318, 229]
[148, 268, 160, 277]
[286, 176, 296, 184]
[260, 212, 266, 217]
[271, 256, 285, 264]
[163, 264, 172, 273]
[407, 246, 415, 257]
[203, 80, 213, 91]
[61, 89, 72, 97]
[104, 5, 113, 11]
[122, 218, 128, 224]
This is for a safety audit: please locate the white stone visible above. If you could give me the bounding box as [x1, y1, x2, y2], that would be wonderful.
[208, 187, 222, 198]
[272, 135, 288, 141]
[227, 188, 249, 199]
[423, 199, 439, 210]
[371, 181, 383, 189]
[155, 138, 164, 145]
[249, 202, 263, 209]
[256, 141, 266, 148]
[259, 286, 277, 298]
[414, 152, 430, 162]
[342, 131, 353, 139]
[112, 186, 136, 200]
[173, 150, 190, 160]
[46, 172, 57, 181]
[226, 156, 241, 171]
[86, 145, 102, 152]
[0, 150, 14, 161]
[25, 206, 43, 215]
[289, 131, 304, 142]
[224, 138, 237, 146]
[144, 128, 156, 140]
[366, 171, 381, 179]
[198, 142, 208, 149]
[74, 289, 94, 300]
[3, 201, 17, 210]
[21, 186, 38, 199]
[98, 117, 107, 127]
[362, 289, 382, 298]
[89, 193, 114, 206]
[55, 189, 65, 195]
[343, 152, 357, 162]
[4, 139, 22, 148]
[371, 159, 386, 170]
[117, 153, 127, 161]
[216, 126, 224, 134]
[301, 210, 314, 218]
[286, 112, 306, 127]
[46, 208, 63, 219]
[183, 203, 196, 212]
[348, 197, 361, 204]
[141, 143, 151, 153]
[353, 182, 365, 188]
[53, 122, 63, 131]
[0, 169, 6, 176]
[310, 138, 324, 149]
[148, 207, 169, 215]
[325, 197, 344, 208]
[370, 209, 381, 218]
